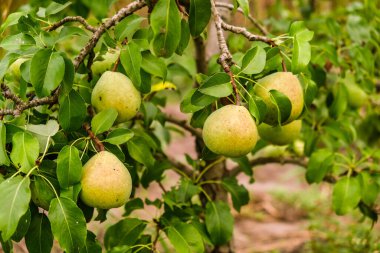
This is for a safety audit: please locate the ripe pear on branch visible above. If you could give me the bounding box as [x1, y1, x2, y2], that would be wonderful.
[80, 151, 132, 209]
[258, 120, 302, 146]
[91, 71, 141, 123]
[202, 105, 258, 157]
[254, 72, 304, 125]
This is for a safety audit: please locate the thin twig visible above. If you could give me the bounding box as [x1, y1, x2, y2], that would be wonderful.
[164, 114, 202, 139]
[83, 122, 105, 152]
[47, 16, 97, 32]
[73, 0, 147, 70]
[220, 21, 276, 46]
[228, 156, 308, 177]
[215, 2, 269, 35]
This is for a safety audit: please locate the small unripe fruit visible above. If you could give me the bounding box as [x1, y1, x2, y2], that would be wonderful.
[80, 151, 132, 209]
[202, 105, 258, 157]
[254, 72, 304, 125]
[91, 71, 141, 123]
[258, 120, 302, 146]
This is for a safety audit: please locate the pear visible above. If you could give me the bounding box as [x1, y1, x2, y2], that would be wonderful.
[342, 72, 368, 108]
[91, 71, 141, 123]
[80, 151, 132, 209]
[258, 120, 302, 146]
[202, 105, 258, 157]
[254, 72, 304, 125]
[92, 50, 119, 75]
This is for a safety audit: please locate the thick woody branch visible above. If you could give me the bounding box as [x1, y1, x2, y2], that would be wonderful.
[220, 21, 276, 46]
[215, 2, 269, 35]
[47, 16, 97, 32]
[210, 0, 240, 105]
[0, 84, 58, 116]
[73, 0, 147, 70]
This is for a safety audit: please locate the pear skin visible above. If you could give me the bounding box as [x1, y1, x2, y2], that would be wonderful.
[91, 71, 141, 123]
[258, 120, 302, 146]
[254, 72, 304, 125]
[202, 105, 258, 157]
[80, 151, 132, 209]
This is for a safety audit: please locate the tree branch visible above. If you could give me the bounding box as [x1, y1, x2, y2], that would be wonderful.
[210, 0, 240, 105]
[215, 2, 269, 35]
[228, 156, 308, 177]
[73, 0, 147, 70]
[164, 114, 202, 139]
[47, 16, 97, 32]
[0, 84, 58, 116]
[83, 122, 105, 152]
[220, 21, 276, 46]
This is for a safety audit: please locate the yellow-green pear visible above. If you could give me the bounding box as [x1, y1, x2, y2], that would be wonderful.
[92, 50, 119, 75]
[258, 120, 302, 146]
[342, 72, 368, 108]
[202, 105, 258, 157]
[91, 71, 141, 123]
[254, 72, 304, 125]
[80, 151, 132, 209]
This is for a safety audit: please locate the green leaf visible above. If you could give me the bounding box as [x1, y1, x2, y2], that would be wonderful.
[0, 233, 12, 253]
[0, 122, 10, 166]
[105, 128, 134, 145]
[0, 176, 31, 241]
[248, 96, 267, 124]
[61, 55, 75, 95]
[25, 213, 53, 253]
[115, 14, 145, 41]
[91, 108, 118, 135]
[189, 0, 211, 37]
[104, 218, 146, 249]
[151, 0, 181, 57]
[176, 19, 191, 55]
[45, 2, 72, 16]
[10, 131, 39, 173]
[190, 106, 211, 128]
[48, 197, 87, 252]
[30, 49, 65, 97]
[0, 53, 19, 80]
[80, 231, 102, 253]
[198, 72, 232, 97]
[141, 51, 167, 79]
[205, 201, 233, 245]
[123, 198, 144, 216]
[241, 46, 266, 74]
[0, 12, 26, 33]
[127, 137, 155, 168]
[222, 178, 249, 212]
[26, 120, 59, 153]
[332, 176, 361, 215]
[306, 149, 334, 184]
[120, 42, 142, 89]
[329, 84, 348, 119]
[269, 90, 292, 124]
[175, 179, 200, 203]
[180, 89, 205, 113]
[12, 208, 31, 242]
[57, 26, 88, 43]
[289, 21, 313, 41]
[231, 157, 252, 176]
[237, 0, 249, 16]
[57, 146, 82, 189]
[167, 222, 204, 253]
[291, 39, 311, 73]
[0, 33, 35, 51]
[359, 172, 379, 206]
[58, 90, 87, 131]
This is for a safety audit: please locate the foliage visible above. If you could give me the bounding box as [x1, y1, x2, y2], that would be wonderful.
[0, 0, 379, 252]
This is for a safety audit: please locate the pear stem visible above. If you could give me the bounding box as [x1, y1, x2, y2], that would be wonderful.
[83, 122, 105, 152]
